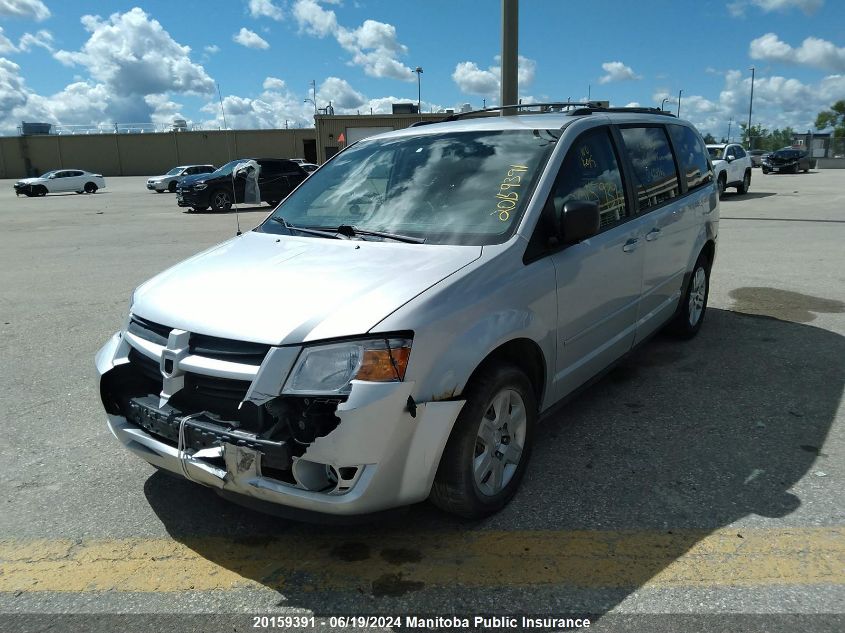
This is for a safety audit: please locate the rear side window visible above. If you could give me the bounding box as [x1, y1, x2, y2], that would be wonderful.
[259, 161, 283, 175]
[619, 127, 680, 211]
[668, 125, 713, 191]
[549, 127, 628, 231]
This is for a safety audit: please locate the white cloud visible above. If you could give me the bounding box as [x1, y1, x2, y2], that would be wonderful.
[204, 44, 220, 55]
[292, 0, 337, 37]
[0, 27, 18, 54]
[317, 76, 366, 109]
[54, 8, 215, 96]
[750, 33, 845, 71]
[233, 27, 270, 50]
[262, 76, 285, 90]
[18, 29, 53, 52]
[248, 0, 283, 21]
[728, 0, 823, 16]
[0, 0, 50, 21]
[452, 55, 537, 96]
[292, 1, 414, 80]
[598, 61, 641, 84]
[144, 93, 186, 126]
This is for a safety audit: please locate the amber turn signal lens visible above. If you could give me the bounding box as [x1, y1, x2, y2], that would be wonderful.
[356, 346, 411, 382]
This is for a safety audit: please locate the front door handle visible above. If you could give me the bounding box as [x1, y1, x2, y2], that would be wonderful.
[645, 228, 661, 241]
[622, 238, 640, 253]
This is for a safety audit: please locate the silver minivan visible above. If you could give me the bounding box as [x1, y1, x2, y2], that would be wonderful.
[96, 105, 718, 519]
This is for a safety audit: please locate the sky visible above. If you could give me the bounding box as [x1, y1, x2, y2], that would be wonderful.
[0, 0, 843, 137]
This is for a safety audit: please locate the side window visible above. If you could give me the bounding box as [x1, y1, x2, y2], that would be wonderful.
[619, 127, 680, 211]
[201, 166, 214, 173]
[668, 125, 713, 190]
[549, 127, 628, 231]
[733, 145, 746, 159]
[259, 160, 283, 175]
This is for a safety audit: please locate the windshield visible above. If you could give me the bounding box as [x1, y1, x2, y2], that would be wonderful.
[165, 167, 183, 176]
[211, 159, 246, 177]
[40, 170, 58, 178]
[258, 129, 557, 245]
[707, 147, 725, 160]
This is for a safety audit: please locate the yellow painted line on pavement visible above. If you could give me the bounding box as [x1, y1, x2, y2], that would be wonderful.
[1, 527, 842, 593]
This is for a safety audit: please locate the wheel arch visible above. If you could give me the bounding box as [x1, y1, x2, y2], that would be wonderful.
[462, 338, 546, 409]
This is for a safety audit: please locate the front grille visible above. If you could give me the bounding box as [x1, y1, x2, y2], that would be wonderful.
[189, 332, 270, 366]
[128, 348, 162, 385]
[128, 315, 171, 345]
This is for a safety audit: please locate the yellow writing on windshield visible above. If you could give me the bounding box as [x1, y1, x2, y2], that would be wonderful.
[491, 164, 529, 221]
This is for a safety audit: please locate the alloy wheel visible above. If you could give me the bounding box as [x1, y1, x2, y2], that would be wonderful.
[688, 266, 706, 326]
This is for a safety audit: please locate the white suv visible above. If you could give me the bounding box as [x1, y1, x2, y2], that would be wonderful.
[706, 143, 752, 198]
[97, 104, 719, 520]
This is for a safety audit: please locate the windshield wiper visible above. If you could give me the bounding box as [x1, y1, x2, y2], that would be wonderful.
[333, 224, 426, 244]
[269, 217, 345, 239]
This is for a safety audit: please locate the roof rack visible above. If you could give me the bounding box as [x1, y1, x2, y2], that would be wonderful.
[438, 102, 605, 122]
[411, 103, 677, 126]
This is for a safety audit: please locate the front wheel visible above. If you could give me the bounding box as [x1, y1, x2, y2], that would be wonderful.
[668, 253, 710, 339]
[210, 188, 232, 212]
[736, 170, 751, 195]
[168, 181, 177, 192]
[717, 174, 726, 199]
[762, 167, 770, 174]
[83, 182, 98, 193]
[430, 363, 536, 518]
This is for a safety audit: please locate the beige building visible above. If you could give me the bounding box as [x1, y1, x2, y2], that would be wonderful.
[0, 112, 452, 179]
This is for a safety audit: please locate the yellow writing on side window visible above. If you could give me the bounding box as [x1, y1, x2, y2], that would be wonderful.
[491, 164, 528, 222]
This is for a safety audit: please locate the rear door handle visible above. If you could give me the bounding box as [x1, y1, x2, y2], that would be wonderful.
[645, 228, 661, 241]
[622, 238, 640, 253]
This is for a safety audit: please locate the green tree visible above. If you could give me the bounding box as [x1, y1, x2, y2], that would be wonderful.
[739, 123, 768, 150]
[702, 132, 717, 144]
[768, 127, 795, 151]
[815, 100, 845, 137]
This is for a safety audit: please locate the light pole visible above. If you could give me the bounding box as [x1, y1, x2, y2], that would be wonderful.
[727, 117, 733, 142]
[661, 97, 669, 111]
[677, 89, 683, 117]
[414, 67, 423, 113]
[747, 66, 755, 149]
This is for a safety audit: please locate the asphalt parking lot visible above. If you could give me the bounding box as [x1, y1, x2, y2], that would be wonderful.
[1, 171, 843, 632]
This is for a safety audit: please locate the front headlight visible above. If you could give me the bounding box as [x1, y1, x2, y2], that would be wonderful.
[283, 337, 412, 395]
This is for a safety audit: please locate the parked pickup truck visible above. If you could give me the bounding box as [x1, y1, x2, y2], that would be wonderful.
[706, 143, 752, 198]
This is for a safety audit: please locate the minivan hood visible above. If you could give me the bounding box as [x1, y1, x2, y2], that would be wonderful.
[133, 231, 482, 345]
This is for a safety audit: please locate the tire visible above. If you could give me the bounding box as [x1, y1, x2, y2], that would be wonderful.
[717, 173, 727, 199]
[36, 185, 47, 196]
[430, 362, 536, 518]
[668, 252, 710, 339]
[736, 170, 751, 195]
[210, 188, 232, 212]
[168, 181, 177, 193]
[83, 182, 98, 193]
[762, 167, 770, 175]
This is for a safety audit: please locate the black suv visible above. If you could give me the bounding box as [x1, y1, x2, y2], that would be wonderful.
[176, 158, 308, 212]
[762, 148, 812, 174]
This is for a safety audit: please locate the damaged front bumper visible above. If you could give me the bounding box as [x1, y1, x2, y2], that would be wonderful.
[96, 332, 465, 516]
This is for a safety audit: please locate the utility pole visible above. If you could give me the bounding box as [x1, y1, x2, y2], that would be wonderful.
[677, 89, 683, 118]
[727, 117, 732, 142]
[501, 0, 518, 115]
[747, 66, 755, 149]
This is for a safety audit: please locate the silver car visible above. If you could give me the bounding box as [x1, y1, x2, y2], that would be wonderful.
[97, 106, 718, 519]
[146, 165, 215, 193]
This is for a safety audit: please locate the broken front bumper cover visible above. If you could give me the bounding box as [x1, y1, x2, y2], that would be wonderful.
[97, 332, 466, 516]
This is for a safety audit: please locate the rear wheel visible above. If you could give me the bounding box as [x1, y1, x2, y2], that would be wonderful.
[430, 362, 536, 518]
[210, 188, 232, 212]
[84, 182, 98, 193]
[668, 252, 710, 339]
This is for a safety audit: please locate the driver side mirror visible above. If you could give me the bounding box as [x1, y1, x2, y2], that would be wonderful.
[726, 154, 735, 162]
[559, 200, 600, 244]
